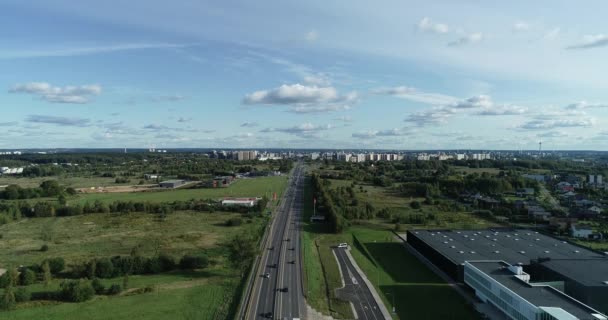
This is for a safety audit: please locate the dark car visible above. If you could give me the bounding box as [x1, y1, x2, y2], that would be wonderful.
[280, 287, 288, 292]
[263, 312, 273, 318]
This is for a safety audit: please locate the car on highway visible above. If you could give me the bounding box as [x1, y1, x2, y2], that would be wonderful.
[280, 287, 288, 292]
[337, 243, 348, 248]
[263, 273, 270, 278]
[263, 312, 273, 318]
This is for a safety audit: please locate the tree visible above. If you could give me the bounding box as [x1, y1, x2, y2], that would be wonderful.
[226, 233, 257, 276]
[95, 258, 114, 278]
[43, 257, 65, 274]
[40, 180, 63, 197]
[59, 279, 95, 302]
[410, 201, 421, 209]
[41, 261, 52, 287]
[58, 194, 67, 206]
[91, 278, 105, 294]
[0, 286, 16, 310]
[19, 268, 36, 286]
[14, 287, 31, 303]
[179, 254, 209, 269]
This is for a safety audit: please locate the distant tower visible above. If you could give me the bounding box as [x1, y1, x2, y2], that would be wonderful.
[538, 140, 542, 155]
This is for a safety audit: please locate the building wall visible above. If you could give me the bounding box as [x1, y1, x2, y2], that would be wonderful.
[407, 231, 461, 281]
[464, 262, 539, 320]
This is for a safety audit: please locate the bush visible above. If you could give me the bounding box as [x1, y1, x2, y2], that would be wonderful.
[410, 201, 421, 209]
[0, 286, 16, 310]
[91, 278, 105, 294]
[95, 258, 114, 279]
[225, 217, 243, 226]
[158, 254, 176, 272]
[59, 279, 95, 302]
[19, 268, 36, 286]
[179, 254, 209, 269]
[44, 257, 66, 274]
[145, 257, 162, 274]
[107, 284, 122, 295]
[40, 244, 49, 252]
[14, 287, 31, 302]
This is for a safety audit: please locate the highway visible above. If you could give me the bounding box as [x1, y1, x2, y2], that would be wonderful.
[247, 163, 305, 320]
[334, 247, 386, 320]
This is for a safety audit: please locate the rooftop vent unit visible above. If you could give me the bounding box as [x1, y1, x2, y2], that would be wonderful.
[515, 238, 520, 241]
[494, 250, 500, 253]
[536, 239, 540, 241]
[544, 251, 550, 253]
[443, 241, 448, 244]
[520, 251, 526, 254]
[470, 251, 476, 254]
[574, 250, 580, 253]
[451, 246, 456, 249]
[459, 251, 464, 254]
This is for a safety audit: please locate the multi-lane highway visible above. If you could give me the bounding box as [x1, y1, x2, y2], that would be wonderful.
[246, 163, 305, 320]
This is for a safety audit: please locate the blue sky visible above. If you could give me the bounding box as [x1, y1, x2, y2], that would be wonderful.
[2, 0, 608, 150]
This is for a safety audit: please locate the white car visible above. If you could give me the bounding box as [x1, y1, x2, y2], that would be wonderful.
[337, 243, 348, 248]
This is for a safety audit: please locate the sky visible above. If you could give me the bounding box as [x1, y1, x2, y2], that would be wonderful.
[2, 0, 608, 150]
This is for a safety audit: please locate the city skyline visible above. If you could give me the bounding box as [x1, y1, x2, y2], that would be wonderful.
[3, 1, 608, 150]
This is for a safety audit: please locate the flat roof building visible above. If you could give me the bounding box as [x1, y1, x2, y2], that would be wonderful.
[465, 261, 606, 320]
[159, 180, 187, 189]
[406, 228, 608, 316]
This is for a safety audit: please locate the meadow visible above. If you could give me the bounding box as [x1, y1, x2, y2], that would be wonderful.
[69, 176, 288, 205]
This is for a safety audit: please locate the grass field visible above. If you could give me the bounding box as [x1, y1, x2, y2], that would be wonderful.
[0, 211, 264, 267]
[69, 176, 288, 205]
[450, 166, 501, 175]
[0, 209, 258, 320]
[0, 176, 132, 189]
[574, 240, 608, 251]
[326, 179, 496, 230]
[302, 174, 481, 319]
[2, 282, 234, 320]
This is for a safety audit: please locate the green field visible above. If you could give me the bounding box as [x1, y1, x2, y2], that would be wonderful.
[0, 176, 132, 189]
[2, 282, 233, 320]
[0, 211, 261, 267]
[326, 179, 496, 230]
[0, 210, 258, 319]
[69, 176, 287, 205]
[302, 175, 481, 319]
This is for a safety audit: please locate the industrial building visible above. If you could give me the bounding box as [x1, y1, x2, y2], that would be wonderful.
[406, 228, 608, 317]
[465, 261, 606, 320]
[159, 180, 187, 189]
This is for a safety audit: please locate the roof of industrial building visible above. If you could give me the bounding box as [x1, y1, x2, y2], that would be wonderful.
[539, 259, 608, 287]
[159, 180, 186, 184]
[408, 229, 607, 266]
[468, 261, 606, 320]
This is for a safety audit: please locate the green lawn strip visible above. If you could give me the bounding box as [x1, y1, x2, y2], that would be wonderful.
[2, 284, 232, 320]
[69, 176, 288, 205]
[348, 227, 480, 320]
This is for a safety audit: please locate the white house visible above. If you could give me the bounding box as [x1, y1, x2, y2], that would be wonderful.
[571, 224, 594, 239]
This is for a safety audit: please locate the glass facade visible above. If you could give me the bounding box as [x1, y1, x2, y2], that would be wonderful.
[464, 267, 530, 320]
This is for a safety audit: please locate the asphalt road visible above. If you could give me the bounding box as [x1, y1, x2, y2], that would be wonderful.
[334, 247, 385, 320]
[249, 163, 305, 320]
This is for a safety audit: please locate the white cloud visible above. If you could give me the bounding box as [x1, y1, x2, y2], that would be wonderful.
[404, 107, 455, 126]
[544, 27, 561, 40]
[26, 114, 91, 127]
[333, 115, 353, 122]
[371, 86, 459, 105]
[566, 34, 608, 49]
[1, 43, 191, 59]
[352, 128, 411, 139]
[476, 105, 527, 115]
[513, 21, 530, 32]
[260, 122, 332, 138]
[243, 83, 357, 113]
[303, 74, 331, 86]
[518, 118, 594, 130]
[448, 32, 483, 47]
[565, 101, 608, 110]
[305, 30, 318, 42]
[240, 122, 259, 127]
[417, 17, 449, 34]
[9, 82, 102, 104]
[453, 95, 493, 109]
